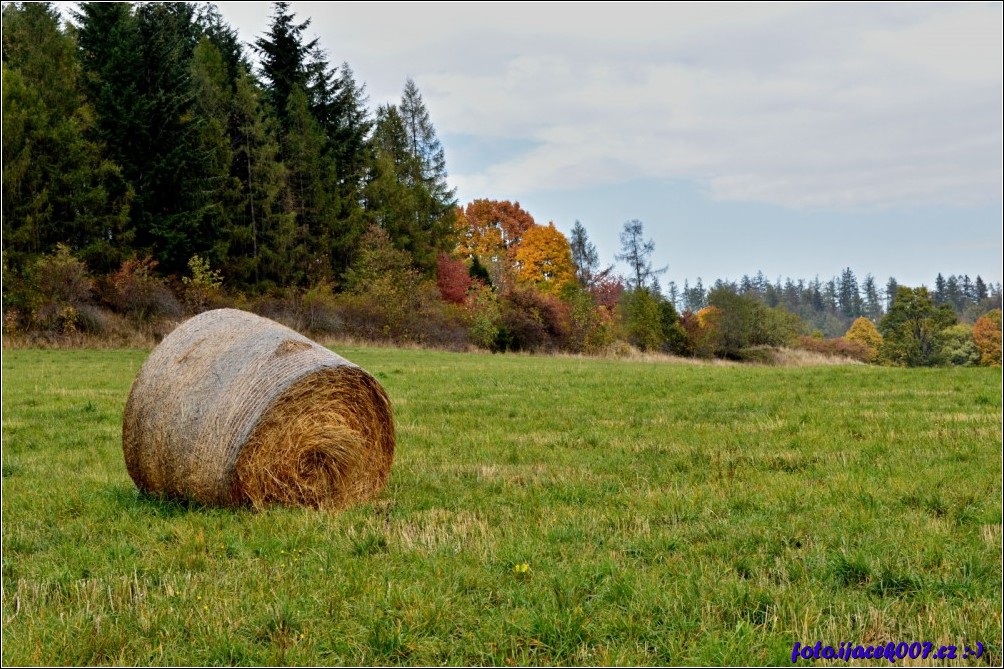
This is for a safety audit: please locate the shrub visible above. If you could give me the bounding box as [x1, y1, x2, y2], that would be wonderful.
[104, 257, 181, 323]
[338, 227, 426, 341]
[797, 335, 872, 363]
[563, 285, 616, 354]
[335, 230, 468, 346]
[497, 285, 569, 352]
[590, 274, 624, 309]
[300, 280, 341, 335]
[844, 317, 882, 362]
[659, 299, 688, 355]
[11, 244, 95, 333]
[336, 280, 408, 341]
[681, 306, 722, 358]
[242, 290, 302, 331]
[940, 324, 980, 367]
[735, 346, 779, 365]
[182, 254, 224, 314]
[466, 284, 502, 350]
[617, 287, 664, 352]
[707, 287, 803, 358]
[407, 286, 470, 349]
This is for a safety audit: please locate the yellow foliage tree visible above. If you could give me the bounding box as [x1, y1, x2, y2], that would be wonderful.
[513, 222, 576, 294]
[844, 316, 882, 362]
[685, 305, 722, 357]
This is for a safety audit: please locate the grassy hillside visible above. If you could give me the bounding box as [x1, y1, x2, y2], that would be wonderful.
[2, 348, 1001, 665]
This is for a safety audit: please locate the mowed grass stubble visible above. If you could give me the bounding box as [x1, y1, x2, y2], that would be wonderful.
[2, 348, 1001, 665]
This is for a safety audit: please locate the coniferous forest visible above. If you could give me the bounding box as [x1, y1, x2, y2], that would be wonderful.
[2, 2, 1001, 366]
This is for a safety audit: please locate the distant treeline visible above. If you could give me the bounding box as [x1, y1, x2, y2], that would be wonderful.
[3, 2, 1001, 368]
[668, 271, 1001, 338]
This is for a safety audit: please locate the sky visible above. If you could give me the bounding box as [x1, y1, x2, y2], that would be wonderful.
[83, 2, 1004, 287]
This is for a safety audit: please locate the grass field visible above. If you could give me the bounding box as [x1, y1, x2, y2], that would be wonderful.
[2, 347, 1001, 665]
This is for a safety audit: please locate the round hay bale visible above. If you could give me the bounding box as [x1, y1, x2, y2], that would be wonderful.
[122, 308, 394, 510]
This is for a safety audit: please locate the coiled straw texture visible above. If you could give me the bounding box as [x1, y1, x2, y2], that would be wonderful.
[122, 309, 394, 510]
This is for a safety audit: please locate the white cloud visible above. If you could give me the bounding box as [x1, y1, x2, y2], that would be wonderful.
[416, 3, 1002, 209]
[213, 2, 1001, 210]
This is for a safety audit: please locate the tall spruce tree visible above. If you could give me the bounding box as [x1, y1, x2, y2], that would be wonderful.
[837, 267, 862, 318]
[195, 4, 246, 85]
[2, 1, 132, 274]
[862, 273, 883, 320]
[365, 104, 419, 260]
[254, 2, 316, 129]
[886, 277, 899, 311]
[74, 2, 205, 273]
[569, 220, 607, 288]
[934, 273, 947, 305]
[395, 78, 457, 271]
[303, 51, 372, 275]
[188, 36, 241, 268]
[229, 68, 294, 290]
[284, 84, 338, 284]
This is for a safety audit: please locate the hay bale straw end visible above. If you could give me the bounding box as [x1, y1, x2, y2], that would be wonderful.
[122, 309, 395, 510]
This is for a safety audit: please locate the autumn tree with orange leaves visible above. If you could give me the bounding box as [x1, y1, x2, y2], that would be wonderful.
[454, 199, 536, 287]
[972, 309, 1002, 366]
[514, 222, 576, 294]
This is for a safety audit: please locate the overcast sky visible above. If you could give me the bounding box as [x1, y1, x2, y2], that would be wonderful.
[142, 3, 1004, 285]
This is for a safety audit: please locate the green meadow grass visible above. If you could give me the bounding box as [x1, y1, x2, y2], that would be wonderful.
[2, 348, 1001, 665]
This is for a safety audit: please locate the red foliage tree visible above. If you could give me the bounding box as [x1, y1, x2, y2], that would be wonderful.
[435, 253, 472, 305]
[590, 274, 624, 309]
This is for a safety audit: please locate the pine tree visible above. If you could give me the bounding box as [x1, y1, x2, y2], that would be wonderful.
[284, 84, 338, 284]
[74, 1, 205, 273]
[975, 276, 989, 303]
[365, 104, 419, 260]
[823, 278, 839, 313]
[229, 68, 294, 290]
[934, 273, 947, 305]
[836, 268, 857, 317]
[253, 1, 316, 129]
[310, 58, 372, 276]
[188, 36, 241, 268]
[569, 220, 606, 287]
[2, 1, 132, 274]
[961, 275, 975, 307]
[396, 78, 457, 270]
[862, 274, 883, 320]
[135, 2, 204, 271]
[667, 281, 680, 310]
[616, 219, 666, 291]
[194, 3, 245, 84]
[886, 277, 899, 311]
[329, 63, 372, 201]
[944, 275, 963, 313]
[73, 1, 145, 175]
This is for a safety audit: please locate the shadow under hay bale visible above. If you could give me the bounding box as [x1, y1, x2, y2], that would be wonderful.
[122, 308, 395, 510]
